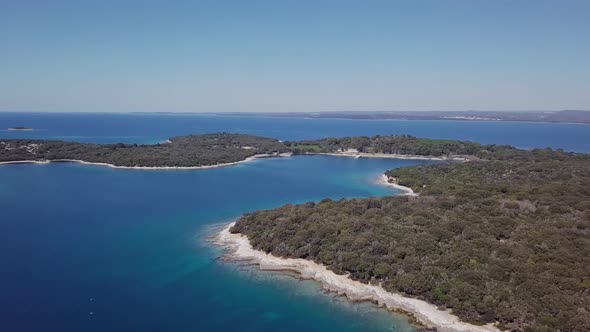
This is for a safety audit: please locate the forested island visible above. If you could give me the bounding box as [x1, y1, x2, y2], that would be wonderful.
[0, 133, 289, 167]
[1, 133, 510, 167]
[230, 145, 590, 331]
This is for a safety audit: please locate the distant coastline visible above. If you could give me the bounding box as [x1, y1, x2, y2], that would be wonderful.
[213, 110, 590, 125]
[216, 223, 500, 332]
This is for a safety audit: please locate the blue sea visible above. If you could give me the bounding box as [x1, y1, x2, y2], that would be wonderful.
[1, 113, 589, 332]
[1, 112, 590, 151]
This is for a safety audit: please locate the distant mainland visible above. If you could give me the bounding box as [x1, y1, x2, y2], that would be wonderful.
[213, 110, 590, 124]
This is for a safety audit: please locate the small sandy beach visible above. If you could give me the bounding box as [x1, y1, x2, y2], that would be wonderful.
[377, 174, 418, 196]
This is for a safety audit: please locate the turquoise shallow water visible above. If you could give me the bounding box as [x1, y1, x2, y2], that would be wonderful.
[0, 156, 432, 332]
[2, 113, 589, 331]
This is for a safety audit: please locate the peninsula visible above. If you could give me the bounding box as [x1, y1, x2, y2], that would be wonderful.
[227, 143, 590, 331]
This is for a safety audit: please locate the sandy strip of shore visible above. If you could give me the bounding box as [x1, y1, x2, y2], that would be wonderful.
[377, 174, 418, 196]
[217, 223, 500, 332]
[0, 160, 52, 165]
[305, 152, 467, 161]
[0, 153, 291, 170]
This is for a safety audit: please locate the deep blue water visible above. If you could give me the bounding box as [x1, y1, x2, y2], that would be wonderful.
[1, 113, 589, 332]
[1, 112, 590, 152]
[0, 156, 429, 332]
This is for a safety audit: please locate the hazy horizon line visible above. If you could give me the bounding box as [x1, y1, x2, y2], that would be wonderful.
[0, 109, 588, 114]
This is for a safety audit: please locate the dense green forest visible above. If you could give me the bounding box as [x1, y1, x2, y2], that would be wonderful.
[286, 134, 516, 158]
[231, 148, 590, 331]
[0, 133, 288, 167]
[1, 134, 519, 167]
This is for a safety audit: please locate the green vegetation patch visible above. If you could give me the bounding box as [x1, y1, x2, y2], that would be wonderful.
[285, 135, 514, 157]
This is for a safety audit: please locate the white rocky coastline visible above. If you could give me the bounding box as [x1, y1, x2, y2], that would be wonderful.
[306, 152, 468, 161]
[0, 150, 463, 170]
[0, 153, 292, 170]
[216, 223, 500, 332]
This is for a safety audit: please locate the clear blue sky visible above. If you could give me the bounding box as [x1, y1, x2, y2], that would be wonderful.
[1, 0, 589, 112]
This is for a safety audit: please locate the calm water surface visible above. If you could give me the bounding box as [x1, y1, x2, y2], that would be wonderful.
[1, 112, 589, 152]
[1, 155, 431, 332]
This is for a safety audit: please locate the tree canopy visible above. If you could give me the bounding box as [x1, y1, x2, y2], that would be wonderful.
[285, 135, 515, 158]
[1, 134, 520, 167]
